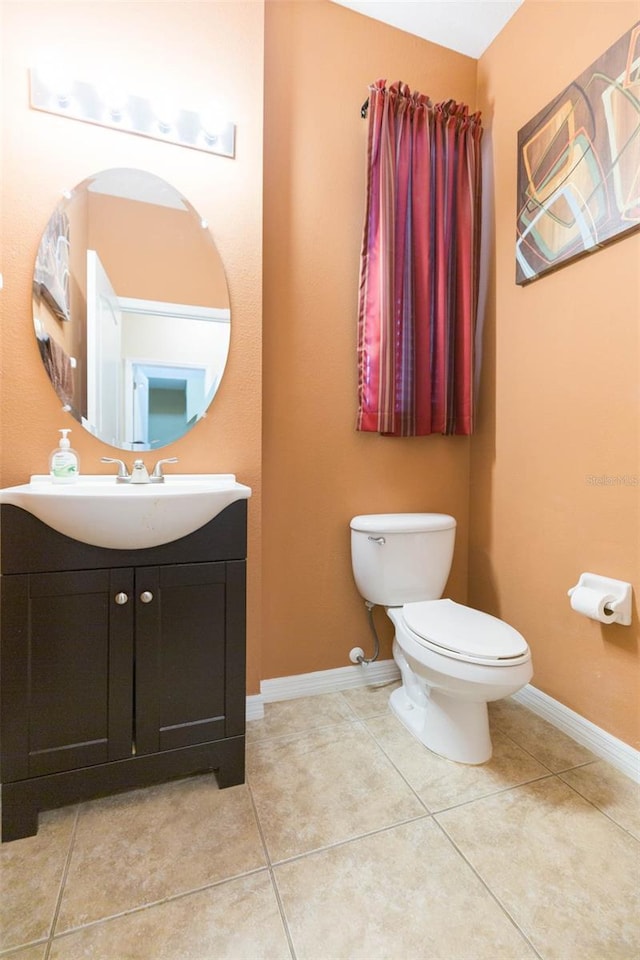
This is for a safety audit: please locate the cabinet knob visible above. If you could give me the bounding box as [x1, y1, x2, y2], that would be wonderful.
[140, 591, 154, 604]
[114, 592, 129, 605]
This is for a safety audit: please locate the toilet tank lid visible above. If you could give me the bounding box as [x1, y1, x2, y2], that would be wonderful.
[350, 513, 456, 533]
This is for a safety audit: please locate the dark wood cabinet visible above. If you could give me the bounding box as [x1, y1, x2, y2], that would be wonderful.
[0, 500, 247, 842]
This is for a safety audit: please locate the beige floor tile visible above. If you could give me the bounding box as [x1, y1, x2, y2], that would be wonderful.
[560, 760, 640, 839]
[2, 945, 48, 960]
[437, 777, 640, 960]
[489, 698, 596, 771]
[49, 871, 291, 960]
[366, 713, 549, 811]
[247, 720, 426, 861]
[246, 692, 355, 743]
[0, 806, 76, 952]
[339, 679, 401, 719]
[55, 777, 266, 932]
[275, 818, 537, 960]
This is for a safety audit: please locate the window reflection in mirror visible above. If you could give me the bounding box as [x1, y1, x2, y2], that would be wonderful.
[33, 168, 230, 451]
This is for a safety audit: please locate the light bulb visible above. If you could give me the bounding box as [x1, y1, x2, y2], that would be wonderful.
[97, 82, 129, 122]
[152, 95, 179, 134]
[200, 108, 228, 144]
[35, 66, 74, 108]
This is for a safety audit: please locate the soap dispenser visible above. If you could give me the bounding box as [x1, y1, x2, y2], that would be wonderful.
[49, 428, 79, 484]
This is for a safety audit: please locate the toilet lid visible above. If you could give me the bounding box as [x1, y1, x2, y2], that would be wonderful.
[402, 599, 528, 661]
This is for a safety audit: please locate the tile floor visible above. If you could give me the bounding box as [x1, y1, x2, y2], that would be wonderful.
[2, 684, 639, 960]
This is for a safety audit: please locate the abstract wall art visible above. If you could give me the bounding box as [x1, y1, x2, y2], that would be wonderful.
[516, 23, 640, 284]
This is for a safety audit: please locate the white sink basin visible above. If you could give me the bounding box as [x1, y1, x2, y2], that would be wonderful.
[0, 474, 252, 550]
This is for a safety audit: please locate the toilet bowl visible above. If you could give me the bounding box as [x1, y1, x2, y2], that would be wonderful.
[350, 514, 533, 764]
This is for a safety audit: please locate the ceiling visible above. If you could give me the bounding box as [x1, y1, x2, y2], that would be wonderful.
[329, 0, 523, 59]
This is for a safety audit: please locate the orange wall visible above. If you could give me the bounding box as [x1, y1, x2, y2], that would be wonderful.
[0, 1, 264, 693]
[87, 194, 230, 308]
[473, 1, 640, 747]
[262, 1, 477, 679]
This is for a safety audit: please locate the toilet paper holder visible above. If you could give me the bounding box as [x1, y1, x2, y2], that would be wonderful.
[568, 572, 632, 626]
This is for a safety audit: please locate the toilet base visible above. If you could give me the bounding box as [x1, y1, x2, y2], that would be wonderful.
[389, 685, 492, 765]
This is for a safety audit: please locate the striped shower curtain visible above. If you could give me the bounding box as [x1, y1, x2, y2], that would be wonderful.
[356, 79, 483, 436]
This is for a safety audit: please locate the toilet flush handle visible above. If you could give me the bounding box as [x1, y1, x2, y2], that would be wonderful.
[367, 536, 386, 545]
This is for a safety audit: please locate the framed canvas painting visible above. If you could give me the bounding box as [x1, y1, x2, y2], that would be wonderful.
[516, 23, 640, 284]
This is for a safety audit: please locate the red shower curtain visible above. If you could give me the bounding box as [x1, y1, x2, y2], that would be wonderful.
[356, 80, 483, 436]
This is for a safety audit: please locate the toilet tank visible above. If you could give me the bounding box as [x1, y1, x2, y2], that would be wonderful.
[350, 513, 456, 606]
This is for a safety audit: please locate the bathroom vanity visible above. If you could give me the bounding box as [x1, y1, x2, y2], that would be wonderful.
[0, 499, 247, 842]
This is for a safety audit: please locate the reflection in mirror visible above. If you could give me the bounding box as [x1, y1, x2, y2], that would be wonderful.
[33, 168, 230, 451]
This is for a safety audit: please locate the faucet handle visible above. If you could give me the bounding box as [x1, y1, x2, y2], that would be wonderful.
[100, 457, 130, 480]
[151, 457, 179, 481]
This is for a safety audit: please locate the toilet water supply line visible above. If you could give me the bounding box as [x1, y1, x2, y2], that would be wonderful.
[349, 600, 381, 665]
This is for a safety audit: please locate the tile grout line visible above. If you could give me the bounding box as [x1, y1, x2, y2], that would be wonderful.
[490, 724, 560, 774]
[44, 864, 272, 942]
[500, 737, 629, 797]
[336, 689, 368, 720]
[361, 709, 556, 819]
[264, 808, 437, 869]
[349, 707, 619, 838]
[0, 940, 49, 959]
[245, 686, 401, 747]
[356, 711, 435, 813]
[427, 772, 557, 817]
[246, 703, 437, 873]
[556, 772, 640, 843]
[553, 759, 601, 774]
[41, 771, 277, 950]
[247, 713, 364, 746]
[44, 803, 81, 957]
[250, 711, 438, 955]
[490, 721, 600, 778]
[245, 775, 298, 960]
[432, 815, 545, 960]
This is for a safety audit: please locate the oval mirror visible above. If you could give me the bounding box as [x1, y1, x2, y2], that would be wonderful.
[33, 168, 230, 451]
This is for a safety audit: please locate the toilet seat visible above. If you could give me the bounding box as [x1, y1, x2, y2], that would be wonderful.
[401, 599, 529, 664]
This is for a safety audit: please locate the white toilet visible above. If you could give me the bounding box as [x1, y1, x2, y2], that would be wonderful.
[350, 513, 533, 764]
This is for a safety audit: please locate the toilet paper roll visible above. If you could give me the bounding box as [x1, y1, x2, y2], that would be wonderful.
[569, 587, 617, 623]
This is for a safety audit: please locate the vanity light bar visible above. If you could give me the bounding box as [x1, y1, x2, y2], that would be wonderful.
[29, 68, 236, 159]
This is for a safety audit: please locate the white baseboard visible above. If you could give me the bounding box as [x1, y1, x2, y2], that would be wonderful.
[246, 659, 400, 721]
[246, 694, 265, 721]
[246, 667, 639, 784]
[513, 684, 640, 783]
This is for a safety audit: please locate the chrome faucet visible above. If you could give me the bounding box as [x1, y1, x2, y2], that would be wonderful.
[129, 459, 150, 484]
[101, 456, 179, 483]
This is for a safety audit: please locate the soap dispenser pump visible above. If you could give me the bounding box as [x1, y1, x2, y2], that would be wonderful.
[49, 428, 79, 484]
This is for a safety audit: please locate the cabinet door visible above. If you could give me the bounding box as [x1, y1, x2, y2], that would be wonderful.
[0, 569, 134, 781]
[134, 561, 246, 755]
